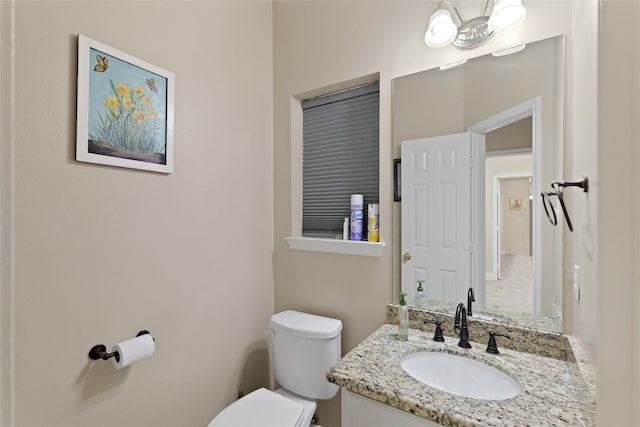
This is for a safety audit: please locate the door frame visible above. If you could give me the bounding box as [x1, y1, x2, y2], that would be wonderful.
[467, 97, 542, 315]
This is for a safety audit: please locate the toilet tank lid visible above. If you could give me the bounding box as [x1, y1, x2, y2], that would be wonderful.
[271, 310, 343, 339]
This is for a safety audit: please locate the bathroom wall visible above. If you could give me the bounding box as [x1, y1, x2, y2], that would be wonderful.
[486, 117, 532, 152]
[500, 178, 531, 256]
[565, 2, 640, 423]
[563, 0, 598, 362]
[588, 1, 640, 424]
[1, 1, 273, 426]
[273, 1, 573, 425]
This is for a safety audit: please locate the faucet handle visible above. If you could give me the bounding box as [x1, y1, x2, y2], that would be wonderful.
[423, 320, 445, 342]
[486, 331, 511, 354]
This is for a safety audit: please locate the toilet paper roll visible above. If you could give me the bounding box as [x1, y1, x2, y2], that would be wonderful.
[111, 333, 155, 369]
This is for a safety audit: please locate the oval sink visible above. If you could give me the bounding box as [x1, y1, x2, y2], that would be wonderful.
[400, 352, 520, 400]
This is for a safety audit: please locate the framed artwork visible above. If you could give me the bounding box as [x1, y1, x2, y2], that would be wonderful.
[509, 197, 523, 210]
[76, 34, 175, 173]
[394, 159, 401, 202]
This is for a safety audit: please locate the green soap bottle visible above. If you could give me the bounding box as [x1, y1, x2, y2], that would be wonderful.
[398, 292, 409, 341]
[415, 281, 427, 309]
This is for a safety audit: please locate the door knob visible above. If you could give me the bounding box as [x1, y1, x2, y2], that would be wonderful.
[403, 252, 412, 262]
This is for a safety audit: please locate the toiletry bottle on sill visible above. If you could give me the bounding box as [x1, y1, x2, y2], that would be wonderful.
[350, 194, 364, 241]
[415, 281, 426, 309]
[343, 217, 349, 240]
[367, 203, 379, 242]
[398, 292, 409, 341]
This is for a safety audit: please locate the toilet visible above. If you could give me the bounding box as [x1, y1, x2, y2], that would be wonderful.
[208, 310, 343, 427]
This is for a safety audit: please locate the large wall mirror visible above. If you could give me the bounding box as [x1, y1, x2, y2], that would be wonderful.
[391, 36, 565, 332]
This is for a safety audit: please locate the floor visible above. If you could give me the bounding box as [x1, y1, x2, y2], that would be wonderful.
[485, 254, 533, 314]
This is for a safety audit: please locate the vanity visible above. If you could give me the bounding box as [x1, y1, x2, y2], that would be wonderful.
[327, 305, 595, 426]
[325, 33, 595, 427]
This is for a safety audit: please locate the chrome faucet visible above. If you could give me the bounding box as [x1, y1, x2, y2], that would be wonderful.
[454, 303, 472, 348]
[467, 287, 475, 317]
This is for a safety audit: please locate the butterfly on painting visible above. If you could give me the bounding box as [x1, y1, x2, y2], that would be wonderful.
[94, 55, 109, 72]
[146, 77, 158, 93]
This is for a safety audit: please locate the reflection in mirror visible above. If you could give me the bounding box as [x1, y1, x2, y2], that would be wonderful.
[391, 36, 565, 332]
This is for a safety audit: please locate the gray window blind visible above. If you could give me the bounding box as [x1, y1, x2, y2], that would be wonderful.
[302, 82, 379, 238]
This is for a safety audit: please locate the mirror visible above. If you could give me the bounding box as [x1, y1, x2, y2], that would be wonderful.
[391, 36, 565, 332]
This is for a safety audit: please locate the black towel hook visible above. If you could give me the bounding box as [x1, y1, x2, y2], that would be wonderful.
[551, 176, 589, 193]
[541, 176, 589, 232]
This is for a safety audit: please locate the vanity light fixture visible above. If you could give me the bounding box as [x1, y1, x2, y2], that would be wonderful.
[424, 0, 527, 50]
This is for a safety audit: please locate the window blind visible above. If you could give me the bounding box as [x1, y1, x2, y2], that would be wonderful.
[302, 82, 380, 238]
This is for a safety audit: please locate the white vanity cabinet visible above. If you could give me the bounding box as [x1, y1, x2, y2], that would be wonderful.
[342, 389, 440, 427]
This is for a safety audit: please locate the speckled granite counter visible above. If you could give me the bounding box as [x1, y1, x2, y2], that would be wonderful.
[327, 323, 595, 426]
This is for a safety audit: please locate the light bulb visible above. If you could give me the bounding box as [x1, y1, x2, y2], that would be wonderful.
[425, 9, 457, 48]
[489, 0, 527, 32]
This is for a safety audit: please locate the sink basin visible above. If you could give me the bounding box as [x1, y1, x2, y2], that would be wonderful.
[400, 352, 520, 400]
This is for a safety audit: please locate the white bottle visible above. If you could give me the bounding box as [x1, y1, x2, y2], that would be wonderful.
[343, 217, 349, 240]
[415, 281, 427, 309]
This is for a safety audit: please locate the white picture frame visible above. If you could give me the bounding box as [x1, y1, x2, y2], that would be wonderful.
[76, 34, 175, 173]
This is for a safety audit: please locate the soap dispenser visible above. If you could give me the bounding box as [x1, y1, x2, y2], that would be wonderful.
[415, 280, 427, 309]
[398, 292, 409, 341]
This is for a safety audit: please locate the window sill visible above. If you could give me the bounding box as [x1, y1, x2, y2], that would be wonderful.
[286, 237, 385, 257]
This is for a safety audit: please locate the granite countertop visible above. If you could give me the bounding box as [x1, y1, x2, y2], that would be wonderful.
[327, 324, 595, 426]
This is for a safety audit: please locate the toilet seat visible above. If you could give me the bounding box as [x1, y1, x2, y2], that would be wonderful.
[208, 387, 311, 427]
[273, 388, 317, 426]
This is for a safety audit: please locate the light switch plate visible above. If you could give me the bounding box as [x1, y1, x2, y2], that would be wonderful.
[573, 265, 581, 302]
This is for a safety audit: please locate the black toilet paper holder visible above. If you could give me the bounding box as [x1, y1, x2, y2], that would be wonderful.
[88, 330, 153, 362]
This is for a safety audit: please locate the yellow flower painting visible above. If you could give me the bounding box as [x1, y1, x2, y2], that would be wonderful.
[90, 74, 166, 158]
[86, 44, 170, 167]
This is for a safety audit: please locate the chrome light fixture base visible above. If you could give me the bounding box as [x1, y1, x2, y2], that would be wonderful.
[452, 16, 495, 50]
[424, 0, 526, 50]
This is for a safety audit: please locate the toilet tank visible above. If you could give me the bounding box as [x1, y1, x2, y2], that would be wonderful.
[270, 310, 342, 400]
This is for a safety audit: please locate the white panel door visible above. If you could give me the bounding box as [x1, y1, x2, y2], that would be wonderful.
[401, 133, 472, 305]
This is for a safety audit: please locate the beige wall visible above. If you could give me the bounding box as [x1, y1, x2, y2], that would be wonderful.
[589, 1, 640, 424]
[486, 117, 532, 152]
[1, 1, 273, 426]
[500, 178, 531, 256]
[564, 0, 597, 358]
[274, 1, 572, 425]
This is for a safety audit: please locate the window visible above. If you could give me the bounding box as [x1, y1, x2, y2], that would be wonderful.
[301, 82, 380, 238]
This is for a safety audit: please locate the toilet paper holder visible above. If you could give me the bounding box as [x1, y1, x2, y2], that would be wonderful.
[88, 330, 153, 362]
